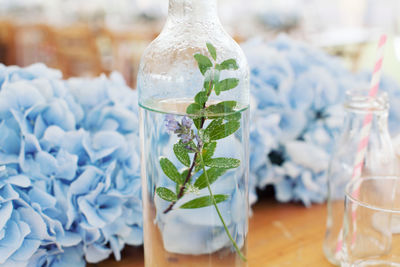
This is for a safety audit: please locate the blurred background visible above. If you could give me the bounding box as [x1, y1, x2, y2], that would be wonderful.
[0, 0, 399, 88]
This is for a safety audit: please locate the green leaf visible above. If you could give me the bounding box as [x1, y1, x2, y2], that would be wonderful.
[203, 69, 219, 94]
[225, 112, 241, 121]
[156, 187, 177, 202]
[185, 141, 197, 153]
[194, 168, 227, 189]
[202, 141, 216, 161]
[198, 129, 210, 144]
[194, 91, 208, 107]
[186, 103, 202, 115]
[181, 168, 190, 183]
[173, 143, 191, 167]
[187, 102, 204, 129]
[206, 101, 237, 115]
[193, 118, 202, 130]
[216, 59, 239, 70]
[216, 78, 239, 94]
[207, 120, 240, 140]
[176, 168, 190, 193]
[194, 54, 213, 75]
[205, 118, 223, 134]
[214, 82, 221, 96]
[180, 194, 229, 209]
[206, 43, 217, 61]
[216, 100, 237, 110]
[203, 79, 214, 93]
[160, 157, 182, 184]
[205, 157, 240, 169]
[194, 155, 203, 172]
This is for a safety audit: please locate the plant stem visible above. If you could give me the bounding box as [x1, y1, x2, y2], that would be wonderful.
[163, 153, 198, 213]
[163, 78, 213, 214]
[198, 152, 247, 262]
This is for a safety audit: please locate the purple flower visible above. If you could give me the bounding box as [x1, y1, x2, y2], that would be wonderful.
[164, 114, 179, 132]
[181, 116, 192, 129]
[180, 133, 192, 144]
[164, 115, 194, 144]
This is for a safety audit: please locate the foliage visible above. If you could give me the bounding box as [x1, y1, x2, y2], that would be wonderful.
[155, 43, 246, 260]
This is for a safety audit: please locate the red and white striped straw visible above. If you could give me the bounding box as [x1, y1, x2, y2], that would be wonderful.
[351, 34, 387, 180]
[335, 34, 387, 256]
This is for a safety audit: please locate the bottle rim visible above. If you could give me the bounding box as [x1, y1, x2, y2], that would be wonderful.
[344, 89, 389, 113]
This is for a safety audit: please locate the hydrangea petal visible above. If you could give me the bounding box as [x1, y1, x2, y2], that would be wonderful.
[34, 114, 47, 139]
[0, 81, 45, 116]
[285, 141, 328, 173]
[0, 120, 20, 155]
[78, 222, 101, 244]
[0, 220, 30, 264]
[84, 243, 112, 263]
[35, 151, 58, 176]
[41, 125, 65, 149]
[7, 175, 31, 188]
[49, 246, 86, 267]
[124, 226, 143, 246]
[55, 150, 78, 181]
[0, 184, 19, 202]
[96, 195, 122, 222]
[102, 107, 139, 132]
[109, 236, 122, 261]
[23, 134, 41, 154]
[9, 239, 41, 262]
[0, 201, 13, 229]
[42, 99, 75, 131]
[83, 131, 125, 162]
[78, 198, 107, 228]
[57, 231, 82, 247]
[69, 167, 102, 196]
[29, 188, 57, 210]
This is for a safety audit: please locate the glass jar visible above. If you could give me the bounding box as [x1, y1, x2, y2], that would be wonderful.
[137, 0, 250, 266]
[323, 90, 397, 265]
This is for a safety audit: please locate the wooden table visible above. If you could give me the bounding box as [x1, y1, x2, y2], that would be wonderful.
[94, 195, 332, 267]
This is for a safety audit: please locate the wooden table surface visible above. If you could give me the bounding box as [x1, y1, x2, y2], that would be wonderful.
[93, 196, 332, 267]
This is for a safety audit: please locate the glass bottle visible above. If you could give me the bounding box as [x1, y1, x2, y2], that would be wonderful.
[137, 0, 250, 266]
[323, 90, 397, 265]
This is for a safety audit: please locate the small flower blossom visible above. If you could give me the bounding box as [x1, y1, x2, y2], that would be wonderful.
[181, 116, 193, 129]
[165, 115, 194, 144]
[164, 114, 179, 132]
[179, 132, 192, 144]
[185, 184, 200, 195]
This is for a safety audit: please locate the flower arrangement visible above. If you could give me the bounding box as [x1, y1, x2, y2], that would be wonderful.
[243, 35, 400, 206]
[1, 35, 400, 265]
[0, 64, 142, 266]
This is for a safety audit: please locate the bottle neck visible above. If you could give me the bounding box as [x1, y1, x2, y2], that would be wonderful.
[344, 108, 389, 136]
[167, 0, 219, 24]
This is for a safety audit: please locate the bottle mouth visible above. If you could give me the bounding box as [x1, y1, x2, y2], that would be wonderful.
[344, 89, 389, 112]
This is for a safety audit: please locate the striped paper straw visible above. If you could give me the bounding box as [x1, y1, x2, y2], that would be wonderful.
[335, 34, 387, 256]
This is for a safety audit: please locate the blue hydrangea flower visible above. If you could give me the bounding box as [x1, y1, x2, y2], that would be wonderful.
[0, 63, 142, 266]
[243, 35, 400, 206]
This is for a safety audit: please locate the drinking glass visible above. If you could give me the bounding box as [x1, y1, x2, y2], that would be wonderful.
[341, 176, 400, 266]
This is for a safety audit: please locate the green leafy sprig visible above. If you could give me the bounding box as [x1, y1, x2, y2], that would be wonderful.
[156, 43, 246, 261]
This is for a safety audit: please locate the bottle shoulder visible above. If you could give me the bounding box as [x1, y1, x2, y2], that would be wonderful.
[137, 23, 249, 107]
[138, 23, 248, 74]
